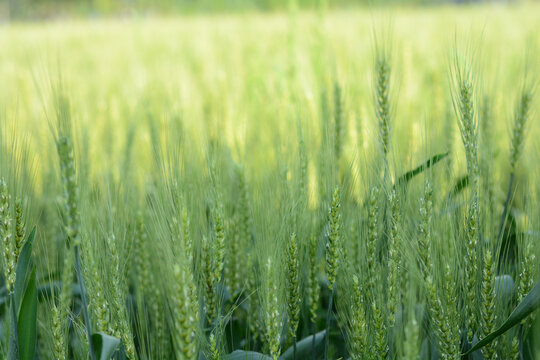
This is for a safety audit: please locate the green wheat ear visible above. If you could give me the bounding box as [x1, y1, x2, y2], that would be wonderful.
[326, 186, 341, 291]
[0, 178, 15, 292]
[480, 250, 497, 360]
[286, 232, 300, 342]
[386, 189, 400, 326]
[452, 51, 481, 344]
[348, 275, 367, 360]
[366, 186, 379, 300]
[172, 263, 199, 360]
[510, 87, 534, 172]
[56, 135, 81, 247]
[307, 234, 320, 326]
[264, 257, 282, 360]
[374, 44, 393, 160]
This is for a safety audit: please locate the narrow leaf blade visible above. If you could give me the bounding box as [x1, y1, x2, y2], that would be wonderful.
[280, 330, 326, 360]
[14, 226, 36, 312]
[18, 267, 37, 360]
[7, 294, 19, 360]
[224, 350, 273, 360]
[464, 280, 540, 355]
[394, 152, 449, 188]
[91, 332, 121, 360]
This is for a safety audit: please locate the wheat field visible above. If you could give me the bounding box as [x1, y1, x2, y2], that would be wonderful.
[0, 4, 539, 360]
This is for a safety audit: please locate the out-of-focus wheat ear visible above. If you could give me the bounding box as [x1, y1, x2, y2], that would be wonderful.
[325, 187, 341, 291]
[451, 52, 479, 194]
[498, 84, 535, 244]
[213, 205, 225, 286]
[509, 87, 534, 172]
[418, 181, 458, 357]
[286, 232, 300, 353]
[366, 186, 379, 300]
[464, 199, 480, 342]
[172, 263, 200, 360]
[324, 187, 341, 360]
[372, 301, 388, 359]
[107, 234, 136, 359]
[227, 215, 240, 297]
[202, 235, 217, 324]
[451, 57, 482, 341]
[480, 250, 497, 360]
[387, 189, 400, 326]
[425, 274, 459, 359]
[479, 94, 496, 228]
[348, 275, 367, 360]
[182, 207, 194, 268]
[517, 239, 536, 332]
[208, 332, 220, 360]
[0, 178, 16, 292]
[56, 135, 81, 248]
[236, 165, 251, 293]
[51, 302, 67, 360]
[134, 212, 151, 296]
[307, 233, 321, 354]
[87, 248, 110, 334]
[403, 312, 420, 359]
[246, 251, 262, 344]
[373, 41, 393, 162]
[263, 257, 282, 360]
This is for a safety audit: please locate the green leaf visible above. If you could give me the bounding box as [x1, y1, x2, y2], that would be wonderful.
[280, 330, 326, 360]
[0, 282, 82, 310]
[394, 152, 449, 188]
[91, 332, 121, 360]
[7, 293, 19, 360]
[18, 267, 37, 360]
[224, 350, 273, 360]
[447, 174, 469, 198]
[494, 275, 514, 300]
[14, 226, 36, 312]
[464, 279, 540, 355]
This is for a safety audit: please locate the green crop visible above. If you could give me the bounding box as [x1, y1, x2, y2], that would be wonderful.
[0, 4, 539, 360]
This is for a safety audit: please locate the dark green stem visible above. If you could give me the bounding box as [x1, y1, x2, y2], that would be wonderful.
[497, 172, 514, 246]
[311, 320, 316, 360]
[519, 324, 524, 360]
[293, 335, 297, 360]
[74, 245, 96, 360]
[324, 289, 334, 360]
[8, 293, 19, 358]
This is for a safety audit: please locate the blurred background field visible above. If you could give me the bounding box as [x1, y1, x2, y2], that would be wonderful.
[1, 0, 539, 20]
[1, 4, 539, 187]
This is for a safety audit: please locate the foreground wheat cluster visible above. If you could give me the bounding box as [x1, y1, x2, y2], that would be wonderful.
[0, 7, 539, 360]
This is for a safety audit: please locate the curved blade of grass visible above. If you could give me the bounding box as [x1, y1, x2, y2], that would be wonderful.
[394, 152, 449, 188]
[224, 350, 273, 360]
[7, 293, 19, 360]
[91, 332, 121, 360]
[281, 330, 326, 360]
[14, 226, 36, 312]
[497, 173, 515, 246]
[18, 267, 37, 360]
[447, 174, 469, 199]
[464, 279, 540, 355]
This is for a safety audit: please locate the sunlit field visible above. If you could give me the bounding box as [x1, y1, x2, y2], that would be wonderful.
[0, 4, 539, 360]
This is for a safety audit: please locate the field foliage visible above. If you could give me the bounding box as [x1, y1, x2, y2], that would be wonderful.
[0, 5, 539, 360]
